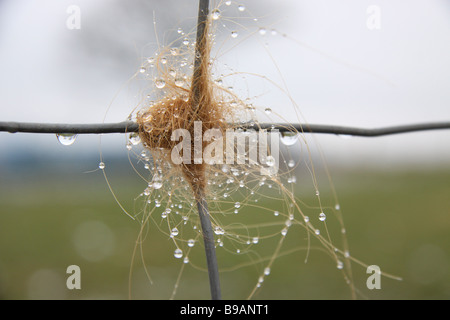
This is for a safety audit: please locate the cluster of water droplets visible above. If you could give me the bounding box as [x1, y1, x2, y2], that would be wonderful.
[115, 3, 356, 297]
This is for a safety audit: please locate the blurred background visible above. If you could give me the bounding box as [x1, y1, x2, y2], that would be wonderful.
[0, 0, 449, 299]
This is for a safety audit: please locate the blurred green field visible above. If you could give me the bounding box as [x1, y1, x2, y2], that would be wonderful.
[0, 163, 449, 300]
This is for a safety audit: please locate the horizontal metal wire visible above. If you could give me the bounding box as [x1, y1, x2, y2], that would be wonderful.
[1, 120, 450, 137]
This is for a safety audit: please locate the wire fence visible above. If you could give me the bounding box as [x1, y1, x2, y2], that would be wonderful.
[1, 0, 449, 301]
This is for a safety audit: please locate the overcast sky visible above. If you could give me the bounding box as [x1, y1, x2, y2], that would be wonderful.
[0, 0, 449, 167]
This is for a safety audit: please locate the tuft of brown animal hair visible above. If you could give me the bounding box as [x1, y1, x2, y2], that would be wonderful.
[136, 14, 229, 198]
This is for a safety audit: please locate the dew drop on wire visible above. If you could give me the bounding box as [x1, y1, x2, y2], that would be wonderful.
[187, 239, 195, 247]
[264, 267, 271, 276]
[319, 212, 326, 222]
[238, 4, 245, 11]
[98, 162, 105, 170]
[128, 132, 141, 145]
[214, 226, 225, 235]
[56, 134, 77, 146]
[231, 31, 238, 38]
[280, 132, 299, 146]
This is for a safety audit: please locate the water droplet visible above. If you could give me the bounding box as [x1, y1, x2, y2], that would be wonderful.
[160, 57, 167, 64]
[274, 211, 279, 216]
[344, 250, 350, 258]
[177, 27, 183, 34]
[264, 267, 271, 276]
[337, 260, 344, 270]
[182, 37, 190, 45]
[56, 134, 77, 146]
[264, 107, 272, 114]
[183, 256, 189, 264]
[214, 226, 225, 235]
[155, 79, 166, 89]
[252, 237, 259, 244]
[231, 31, 239, 38]
[98, 161, 105, 170]
[238, 4, 245, 11]
[188, 239, 195, 247]
[288, 159, 295, 168]
[234, 202, 241, 209]
[174, 248, 183, 259]
[315, 229, 320, 235]
[225, 0, 231, 5]
[265, 155, 275, 167]
[319, 212, 326, 222]
[287, 175, 296, 184]
[304, 216, 309, 223]
[281, 228, 288, 236]
[285, 219, 292, 227]
[139, 66, 146, 73]
[170, 227, 179, 237]
[128, 132, 141, 145]
[211, 9, 221, 20]
[280, 132, 299, 146]
[335, 204, 341, 210]
[152, 175, 163, 189]
[259, 28, 267, 35]
[174, 78, 185, 87]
